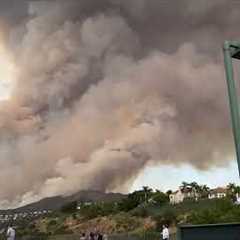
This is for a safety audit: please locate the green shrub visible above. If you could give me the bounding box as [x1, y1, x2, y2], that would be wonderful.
[48, 219, 57, 226]
[151, 191, 169, 206]
[131, 207, 148, 217]
[61, 201, 77, 213]
[186, 199, 239, 224]
[154, 208, 177, 228]
[53, 225, 73, 235]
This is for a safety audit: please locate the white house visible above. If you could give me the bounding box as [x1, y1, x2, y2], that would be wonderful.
[169, 190, 184, 204]
[169, 187, 198, 204]
[208, 187, 227, 199]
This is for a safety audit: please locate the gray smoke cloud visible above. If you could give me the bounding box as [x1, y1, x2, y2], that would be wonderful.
[0, 0, 238, 207]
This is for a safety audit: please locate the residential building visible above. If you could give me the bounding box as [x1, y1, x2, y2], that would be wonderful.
[208, 187, 227, 199]
[169, 187, 198, 204]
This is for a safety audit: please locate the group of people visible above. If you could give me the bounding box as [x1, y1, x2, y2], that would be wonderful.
[4, 224, 169, 240]
[80, 225, 169, 240]
[80, 231, 108, 240]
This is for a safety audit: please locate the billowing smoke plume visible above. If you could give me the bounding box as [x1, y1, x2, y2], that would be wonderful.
[0, 0, 238, 207]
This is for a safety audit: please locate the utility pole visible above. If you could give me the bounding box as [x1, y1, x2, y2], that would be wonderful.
[223, 40, 240, 176]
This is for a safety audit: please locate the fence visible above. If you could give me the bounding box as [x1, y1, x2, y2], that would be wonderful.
[177, 222, 240, 240]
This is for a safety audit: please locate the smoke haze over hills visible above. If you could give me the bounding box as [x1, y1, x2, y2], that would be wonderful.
[0, 0, 238, 208]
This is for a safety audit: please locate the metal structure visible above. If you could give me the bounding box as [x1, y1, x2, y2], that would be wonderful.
[173, 41, 240, 240]
[223, 40, 240, 175]
[177, 223, 240, 240]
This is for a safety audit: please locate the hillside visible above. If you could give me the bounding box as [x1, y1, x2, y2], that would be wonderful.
[2, 188, 240, 240]
[0, 191, 126, 214]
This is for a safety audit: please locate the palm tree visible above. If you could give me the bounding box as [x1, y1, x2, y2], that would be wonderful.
[189, 182, 201, 199]
[235, 186, 240, 199]
[180, 181, 190, 192]
[191, 182, 200, 189]
[235, 186, 240, 194]
[142, 186, 153, 203]
[227, 183, 236, 194]
[227, 183, 238, 201]
[199, 185, 210, 199]
[166, 190, 172, 196]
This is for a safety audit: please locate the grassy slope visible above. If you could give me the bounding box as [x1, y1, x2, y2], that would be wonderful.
[36, 212, 154, 235]
[147, 199, 219, 215]
[17, 198, 240, 238]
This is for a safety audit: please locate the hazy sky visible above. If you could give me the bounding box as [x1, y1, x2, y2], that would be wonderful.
[131, 160, 240, 192]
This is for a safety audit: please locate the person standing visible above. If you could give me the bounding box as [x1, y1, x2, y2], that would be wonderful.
[6, 225, 15, 240]
[89, 231, 95, 240]
[103, 233, 108, 240]
[80, 233, 87, 240]
[161, 225, 169, 240]
[97, 232, 103, 240]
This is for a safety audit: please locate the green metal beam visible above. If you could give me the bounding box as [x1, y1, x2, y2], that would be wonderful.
[223, 40, 240, 176]
[229, 43, 240, 59]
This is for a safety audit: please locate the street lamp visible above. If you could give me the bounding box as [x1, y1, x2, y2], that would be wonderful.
[223, 41, 240, 175]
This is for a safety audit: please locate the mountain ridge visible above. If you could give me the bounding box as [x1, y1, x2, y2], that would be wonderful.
[0, 190, 126, 214]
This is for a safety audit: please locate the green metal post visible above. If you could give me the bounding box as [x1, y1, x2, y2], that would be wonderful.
[223, 41, 240, 175]
[176, 227, 182, 240]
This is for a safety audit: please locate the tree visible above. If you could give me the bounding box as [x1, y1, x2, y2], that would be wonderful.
[180, 181, 206, 199]
[119, 187, 154, 211]
[227, 183, 236, 193]
[61, 201, 77, 213]
[118, 192, 141, 212]
[180, 181, 190, 192]
[142, 186, 153, 203]
[154, 208, 177, 228]
[100, 202, 118, 215]
[166, 190, 172, 196]
[235, 186, 240, 195]
[80, 204, 102, 219]
[190, 182, 201, 193]
[152, 190, 168, 205]
[227, 183, 239, 201]
[199, 185, 210, 199]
